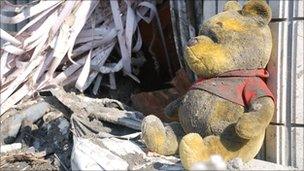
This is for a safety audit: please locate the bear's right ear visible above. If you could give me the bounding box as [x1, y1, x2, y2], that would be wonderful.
[242, 0, 272, 25]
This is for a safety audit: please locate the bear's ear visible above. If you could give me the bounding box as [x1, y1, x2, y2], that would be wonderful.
[223, 1, 241, 12]
[242, 0, 272, 25]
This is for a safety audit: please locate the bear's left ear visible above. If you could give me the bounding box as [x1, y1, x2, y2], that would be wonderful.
[223, 1, 241, 12]
[242, 0, 272, 25]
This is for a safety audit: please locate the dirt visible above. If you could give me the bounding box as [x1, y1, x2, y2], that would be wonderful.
[1, 161, 57, 171]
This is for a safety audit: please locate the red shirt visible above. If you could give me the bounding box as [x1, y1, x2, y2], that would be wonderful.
[191, 69, 274, 107]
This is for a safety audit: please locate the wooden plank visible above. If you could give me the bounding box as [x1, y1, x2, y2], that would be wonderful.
[265, 125, 289, 166]
[293, 0, 304, 18]
[202, 0, 216, 21]
[291, 127, 304, 169]
[267, 21, 289, 124]
[291, 20, 304, 124]
[268, 0, 289, 19]
[186, 1, 196, 38]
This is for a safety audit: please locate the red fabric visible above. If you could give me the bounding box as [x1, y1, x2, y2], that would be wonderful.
[191, 69, 274, 107]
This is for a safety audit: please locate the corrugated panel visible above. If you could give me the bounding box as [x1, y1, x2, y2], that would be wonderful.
[170, 0, 189, 67]
[170, 0, 197, 81]
[193, 0, 203, 33]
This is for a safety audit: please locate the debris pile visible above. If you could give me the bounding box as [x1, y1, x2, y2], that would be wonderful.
[0, 88, 182, 170]
[0, 88, 297, 170]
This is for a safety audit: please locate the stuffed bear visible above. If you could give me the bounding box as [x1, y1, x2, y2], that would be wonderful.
[141, 0, 275, 169]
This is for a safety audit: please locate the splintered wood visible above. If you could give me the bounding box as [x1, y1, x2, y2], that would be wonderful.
[51, 88, 143, 131]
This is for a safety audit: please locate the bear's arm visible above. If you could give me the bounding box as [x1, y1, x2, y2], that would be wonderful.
[164, 97, 183, 121]
[235, 96, 274, 139]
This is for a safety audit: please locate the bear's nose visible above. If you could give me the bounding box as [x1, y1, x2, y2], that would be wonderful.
[187, 37, 198, 46]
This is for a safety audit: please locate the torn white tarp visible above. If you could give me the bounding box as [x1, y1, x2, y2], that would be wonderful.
[71, 137, 129, 170]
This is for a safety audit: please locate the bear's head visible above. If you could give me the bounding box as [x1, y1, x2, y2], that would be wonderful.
[185, 0, 272, 78]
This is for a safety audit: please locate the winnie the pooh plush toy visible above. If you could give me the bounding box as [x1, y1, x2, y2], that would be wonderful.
[141, 0, 275, 169]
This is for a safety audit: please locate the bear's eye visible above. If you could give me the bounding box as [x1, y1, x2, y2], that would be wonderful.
[216, 22, 223, 28]
[200, 25, 220, 43]
[207, 30, 219, 43]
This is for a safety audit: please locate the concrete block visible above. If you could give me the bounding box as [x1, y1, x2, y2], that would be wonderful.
[265, 125, 289, 166]
[291, 20, 304, 124]
[268, 0, 289, 19]
[291, 127, 304, 169]
[293, 0, 304, 18]
[267, 21, 289, 124]
[242, 159, 296, 170]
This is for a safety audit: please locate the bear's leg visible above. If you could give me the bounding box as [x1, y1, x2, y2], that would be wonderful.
[141, 115, 185, 155]
[180, 133, 240, 169]
[179, 133, 212, 170]
[179, 132, 265, 170]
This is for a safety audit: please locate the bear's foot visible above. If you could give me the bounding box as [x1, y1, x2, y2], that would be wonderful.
[179, 133, 210, 170]
[179, 133, 265, 170]
[179, 134, 241, 170]
[141, 115, 182, 155]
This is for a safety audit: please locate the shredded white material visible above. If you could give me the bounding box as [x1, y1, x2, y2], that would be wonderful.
[0, 0, 165, 115]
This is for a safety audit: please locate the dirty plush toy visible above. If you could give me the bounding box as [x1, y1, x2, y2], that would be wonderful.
[141, 0, 275, 169]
